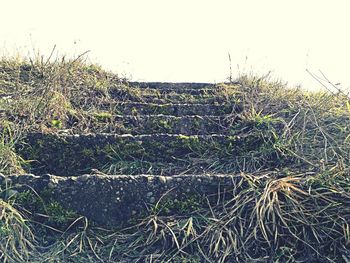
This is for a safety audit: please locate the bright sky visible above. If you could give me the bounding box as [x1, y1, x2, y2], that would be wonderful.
[1, 0, 349, 90]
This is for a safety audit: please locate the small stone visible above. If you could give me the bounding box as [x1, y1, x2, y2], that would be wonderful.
[146, 192, 153, 197]
[159, 176, 167, 184]
[150, 197, 156, 203]
[147, 177, 154, 183]
[51, 178, 59, 184]
[79, 175, 89, 181]
[176, 178, 183, 182]
[132, 210, 137, 215]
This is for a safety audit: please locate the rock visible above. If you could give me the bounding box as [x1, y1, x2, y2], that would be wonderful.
[158, 176, 167, 184]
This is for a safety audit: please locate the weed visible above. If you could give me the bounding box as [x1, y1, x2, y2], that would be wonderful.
[152, 195, 202, 216]
[45, 201, 77, 226]
[92, 111, 112, 121]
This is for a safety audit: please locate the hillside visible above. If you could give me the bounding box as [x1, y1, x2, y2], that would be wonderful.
[0, 56, 349, 262]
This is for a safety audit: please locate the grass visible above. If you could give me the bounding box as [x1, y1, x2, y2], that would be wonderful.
[0, 54, 349, 262]
[0, 122, 26, 175]
[0, 52, 129, 135]
[0, 191, 35, 262]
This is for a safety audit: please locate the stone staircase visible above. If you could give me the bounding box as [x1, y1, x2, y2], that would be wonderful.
[8, 82, 251, 225]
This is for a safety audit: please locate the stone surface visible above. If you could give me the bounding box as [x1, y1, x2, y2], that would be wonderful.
[0, 173, 239, 226]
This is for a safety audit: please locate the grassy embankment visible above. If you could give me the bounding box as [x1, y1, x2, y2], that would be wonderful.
[0, 55, 349, 262]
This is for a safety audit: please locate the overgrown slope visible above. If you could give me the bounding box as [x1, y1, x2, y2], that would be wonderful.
[0, 56, 349, 262]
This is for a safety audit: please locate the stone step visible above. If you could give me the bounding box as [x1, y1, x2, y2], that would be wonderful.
[69, 112, 237, 135]
[107, 114, 239, 135]
[108, 93, 227, 104]
[137, 87, 226, 96]
[18, 132, 265, 176]
[108, 86, 231, 104]
[137, 93, 228, 104]
[128, 82, 217, 90]
[138, 97, 225, 105]
[103, 102, 239, 116]
[125, 87, 224, 96]
[0, 173, 239, 226]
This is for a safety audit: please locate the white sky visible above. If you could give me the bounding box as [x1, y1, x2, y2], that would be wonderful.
[1, 0, 350, 90]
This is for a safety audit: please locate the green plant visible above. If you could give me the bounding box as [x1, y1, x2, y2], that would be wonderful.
[51, 119, 62, 129]
[45, 201, 77, 226]
[93, 111, 112, 121]
[152, 195, 202, 216]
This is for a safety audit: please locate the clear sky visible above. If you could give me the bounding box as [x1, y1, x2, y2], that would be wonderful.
[1, 0, 349, 90]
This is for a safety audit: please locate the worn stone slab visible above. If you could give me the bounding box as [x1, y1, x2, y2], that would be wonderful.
[139, 88, 220, 95]
[107, 102, 239, 116]
[75, 114, 239, 135]
[111, 114, 239, 135]
[128, 82, 216, 89]
[0, 173, 239, 226]
[136, 94, 227, 104]
[120, 87, 223, 96]
[18, 133, 255, 176]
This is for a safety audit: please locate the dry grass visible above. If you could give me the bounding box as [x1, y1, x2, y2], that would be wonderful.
[0, 52, 132, 135]
[0, 195, 35, 262]
[0, 122, 26, 175]
[0, 54, 349, 262]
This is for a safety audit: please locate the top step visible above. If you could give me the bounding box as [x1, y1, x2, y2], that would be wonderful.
[128, 82, 217, 90]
